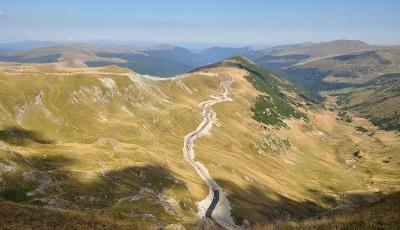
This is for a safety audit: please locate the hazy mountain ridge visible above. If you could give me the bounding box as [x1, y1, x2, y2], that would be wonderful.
[0, 40, 381, 77]
[269, 40, 375, 57]
[0, 41, 59, 51]
[0, 43, 254, 76]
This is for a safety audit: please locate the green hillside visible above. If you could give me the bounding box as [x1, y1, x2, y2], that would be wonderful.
[233, 56, 314, 127]
[325, 73, 400, 131]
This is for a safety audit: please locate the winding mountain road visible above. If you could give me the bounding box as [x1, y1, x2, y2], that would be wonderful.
[183, 78, 240, 229]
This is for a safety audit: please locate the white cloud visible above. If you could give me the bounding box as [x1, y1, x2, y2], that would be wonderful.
[0, 11, 3, 16]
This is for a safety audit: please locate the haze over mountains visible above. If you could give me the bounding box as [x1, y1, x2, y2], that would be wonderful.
[0, 41, 256, 76]
[0, 39, 390, 77]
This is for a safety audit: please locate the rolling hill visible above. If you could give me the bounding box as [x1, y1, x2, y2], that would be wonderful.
[248, 40, 376, 75]
[0, 57, 399, 228]
[263, 40, 374, 57]
[282, 46, 400, 92]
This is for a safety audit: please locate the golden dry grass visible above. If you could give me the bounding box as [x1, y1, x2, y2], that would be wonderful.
[0, 63, 399, 227]
[0, 198, 150, 230]
[250, 192, 400, 230]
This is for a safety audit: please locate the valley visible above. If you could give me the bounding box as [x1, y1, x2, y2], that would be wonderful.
[183, 78, 238, 229]
[0, 56, 399, 229]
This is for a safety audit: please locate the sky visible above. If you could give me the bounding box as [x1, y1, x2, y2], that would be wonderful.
[0, 0, 399, 47]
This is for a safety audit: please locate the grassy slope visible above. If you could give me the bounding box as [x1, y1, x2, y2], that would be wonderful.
[5, 191, 398, 230]
[252, 192, 400, 230]
[277, 46, 400, 133]
[0, 62, 399, 227]
[0, 64, 223, 226]
[323, 73, 400, 131]
[233, 56, 314, 127]
[0, 198, 148, 230]
[188, 58, 400, 225]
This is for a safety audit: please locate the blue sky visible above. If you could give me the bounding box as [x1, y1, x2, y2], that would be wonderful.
[0, 0, 399, 46]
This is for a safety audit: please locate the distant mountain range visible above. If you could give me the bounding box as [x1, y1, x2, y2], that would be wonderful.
[0, 42, 254, 76]
[0, 41, 59, 51]
[0, 39, 381, 78]
[1, 39, 399, 94]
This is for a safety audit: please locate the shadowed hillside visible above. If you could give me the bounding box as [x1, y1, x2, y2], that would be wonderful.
[251, 192, 400, 230]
